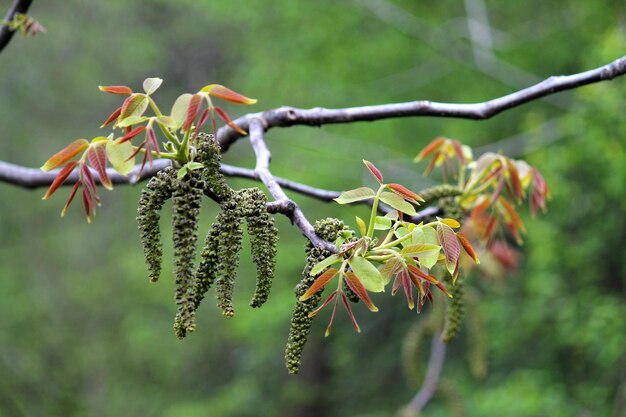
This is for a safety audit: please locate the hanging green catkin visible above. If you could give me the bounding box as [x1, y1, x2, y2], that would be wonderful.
[137, 166, 175, 282]
[418, 184, 463, 204]
[215, 194, 244, 318]
[285, 218, 348, 374]
[442, 276, 465, 343]
[439, 196, 465, 221]
[195, 132, 233, 201]
[240, 188, 279, 308]
[194, 221, 220, 309]
[171, 170, 203, 339]
[465, 287, 487, 379]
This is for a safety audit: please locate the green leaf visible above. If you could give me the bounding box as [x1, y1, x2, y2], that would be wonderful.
[437, 223, 461, 275]
[374, 216, 392, 230]
[349, 256, 385, 293]
[379, 191, 417, 215]
[143, 77, 163, 95]
[120, 94, 149, 120]
[355, 216, 366, 236]
[412, 226, 440, 268]
[106, 140, 135, 175]
[380, 257, 402, 284]
[177, 166, 188, 180]
[334, 187, 375, 204]
[400, 243, 441, 259]
[156, 115, 178, 129]
[310, 254, 342, 276]
[186, 162, 204, 171]
[117, 115, 148, 128]
[170, 93, 193, 129]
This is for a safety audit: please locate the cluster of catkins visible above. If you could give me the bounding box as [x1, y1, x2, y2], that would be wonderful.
[136, 133, 278, 339]
[284, 218, 353, 374]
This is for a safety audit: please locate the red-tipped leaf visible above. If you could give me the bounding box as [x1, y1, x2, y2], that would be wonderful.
[43, 161, 78, 200]
[456, 232, 479, 264]
[41, 139, 89, 172]
[214, 106, 246, 135]
[308, 290, 338, 318]
[363, 160, 383, 184]
[82, 187, 94, 223]
[120, 94, 149, 120]
[117, 126, 146, 144]
[87, 145, 112, 190]
[101, 107, 122, 128]
[202, 84, 257, 104]
[340, 292, 361, 333]
[98, 85, 132, 95]
[299, 268, 339, 301]
[192, 108, 211, 141]
[344, 272, 378, 312]
[437, 222, 461, 275]
[61, 181, 80, 217]
[387, 183, 424, 203]
[183, 94, 202, 131]
[415, 137, 445, 162]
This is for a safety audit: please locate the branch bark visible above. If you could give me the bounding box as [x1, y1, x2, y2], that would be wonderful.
[0, 0, 33, 53]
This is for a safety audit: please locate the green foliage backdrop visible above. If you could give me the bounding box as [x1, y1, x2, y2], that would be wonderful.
[0, 1, 624, 416]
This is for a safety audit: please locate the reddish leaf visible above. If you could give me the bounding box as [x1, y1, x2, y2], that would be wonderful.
[98, 85, 132, 95]
[117, 126, 146, 144]
[507, 160, 522, 202]
[407, 264, 451, 298]
[415, 137, 445, 162]
[299, 268, 339, 301]
[456, 232, 480, 264]
[344, 272, 378, 312]
[43, 161, 78, 200]
[340, 292, 361, 333]
[82, 187, 94, 223]
[363, 160, 384, 184]
[451, 140, 465, 164]
[424, 151, 441, 176]
[41, 139, 89, 172]
[120, 94, 149, 120]
[147, 128, 160, 157]
[391, 273, 403, 295]
[202, 84, 257, 104]
[101, 107, 122, 128]
[183, 94, 203, 131]
[308, 290, 338, 318]
[214, 106, 246, 135]
[437, 222, 461, 275]
[80, 164, 100, 204]
[87, 145, 112, 190]
[325, 295, 339, 337]
[192, 108, 211, 141]
[61, 181, 80, 217]
[387, 183, 424, 203]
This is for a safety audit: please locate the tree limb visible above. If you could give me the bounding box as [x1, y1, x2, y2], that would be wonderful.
[0, 0, 33, 53]
[217, 55, 626, 151]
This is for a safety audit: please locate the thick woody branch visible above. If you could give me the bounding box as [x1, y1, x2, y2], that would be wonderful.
[0, 0, 33, 53]
[248, 117, 338, 253]
[217, 55, 626, 151]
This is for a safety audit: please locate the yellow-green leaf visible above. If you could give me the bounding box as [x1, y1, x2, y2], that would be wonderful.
[379, 191, 417, 215]
[106, 140, 135, 175]
[355, 216, 366, 236]
[400, 243, 441, 259]
[349, 256, 384, 293]
[334, 187, 375, 204]
[143, 77, 163, 95]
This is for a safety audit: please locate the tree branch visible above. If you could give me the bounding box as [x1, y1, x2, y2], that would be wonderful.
[247, 117, 338, 253]
[217, 55, 626, 151]
[401, 333, 447, 416]
[0, 0, 33, 53]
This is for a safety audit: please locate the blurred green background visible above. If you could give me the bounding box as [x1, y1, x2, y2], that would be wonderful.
[1, 1, 625, 416]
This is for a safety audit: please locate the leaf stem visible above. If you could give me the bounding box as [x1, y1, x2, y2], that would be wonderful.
[366, 185, 384, 238]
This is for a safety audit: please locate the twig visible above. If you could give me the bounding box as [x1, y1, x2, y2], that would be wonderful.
[0, 0, 33, 53]
[217, 55, 626, 151]
[402, 332, 447, 415]
[248, 117, 337, 252]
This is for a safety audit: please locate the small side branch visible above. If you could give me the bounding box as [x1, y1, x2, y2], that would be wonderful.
[248, 117, 337, 253]
[402, 333, 447, 415]
[217, 55, 626, 151]
[0, 0, 33, 53]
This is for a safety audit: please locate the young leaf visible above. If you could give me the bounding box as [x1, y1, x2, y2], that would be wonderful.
[348, 256, 385, 293]
[363, 160, 383, 184]
[436, 223, 461, 275]
[101, 107, 122, 128]
[106, 140, 135, 175]
[61, 181, 80, 216]
[201, 84, 257, 104]
[41, 139, 89, 172]
[414, 136, 445, 162]
[374, 215, 392, 230]
[87, 144, 112, 190]
[310, 254, 342, 276]
[117, 115, 148, 128]
[42, 161, 78, 200]
[439, 218, 461, 228]
[415, 226, 441, 268]
[344, 271, 379, 312]
[456, 232, 479, 264]
[334, 187, 375, 204]
[170, 93, 193, 128]
[387, 183, 424, 203]
[300, 268, 339, 301]
[98, 85, 132, 95]
[183, 94, 203, 131]
[380, 257, 402, 283]
[215, 106, 246, 135]
[340, 292, 361, 333]
[177, 166, 188, 180]
[156, 115, 178, 130]
[379, 192, 417, 215]
[142, 77, 163, 95]
[355, 216, 367, 236]
[120, 94, 149, 120]
[186, 162, 204, 171]
[400, 243, 441, 259]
